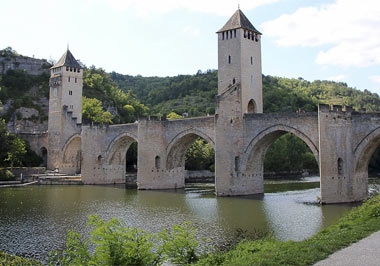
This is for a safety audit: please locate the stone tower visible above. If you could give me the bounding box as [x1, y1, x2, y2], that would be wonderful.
[217, 8, 263, 113]
[47, 49, 83, 170]
[215, 10, 263, 196]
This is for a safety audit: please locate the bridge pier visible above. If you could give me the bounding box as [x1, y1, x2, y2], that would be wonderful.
[137, 118, 185, 190]
[318, 105, 366, 203]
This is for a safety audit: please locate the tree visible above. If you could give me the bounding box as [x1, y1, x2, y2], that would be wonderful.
[82, 96, 113, 124]
[166, 112, 183, 120]
[185, 138, 215, 171]
[5, 135, 26, 168]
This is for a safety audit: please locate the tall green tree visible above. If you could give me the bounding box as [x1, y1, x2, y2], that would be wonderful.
[82, 96, 113, 124]
[5, 135, 26, 168]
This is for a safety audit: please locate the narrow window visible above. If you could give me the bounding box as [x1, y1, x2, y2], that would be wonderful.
[66, 67, 69, 71]
[68, 77, 70, 82]
[77, 69, 80, 73]
[233, 78, 236, 84]
[251, 56, 253, 65]
[74, 68, 76, 72]
[248, 99, 256, 113]
[235, 156, 240, 172]
[226, 32, 228, 40]
[70, 68, 72, 72]
[69, 90, 72, 95]
[228, 55, 231, 64]
[222, 32, 224, 40]
[234, 29, 236, 38]
[230, 30, 232, 39]
[244, 30, 247, 38]
[155, 156, 161, 169]
[75, 77, 77, 83]
[338, 158, 343, 175]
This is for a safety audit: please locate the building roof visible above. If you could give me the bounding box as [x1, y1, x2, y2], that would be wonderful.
[217, 9, 261, 34]
[52, 49, 82, 69]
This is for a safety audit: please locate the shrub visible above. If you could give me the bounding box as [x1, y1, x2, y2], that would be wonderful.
[0, 169, 15, 181]
[48, 216, 210, 266]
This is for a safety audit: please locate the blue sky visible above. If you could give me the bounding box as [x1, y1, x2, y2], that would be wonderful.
[1, 0, 380, 94]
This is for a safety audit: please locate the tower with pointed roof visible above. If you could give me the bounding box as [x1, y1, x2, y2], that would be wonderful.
[217, 8, 263, 113]
[47, 49, 83, 170]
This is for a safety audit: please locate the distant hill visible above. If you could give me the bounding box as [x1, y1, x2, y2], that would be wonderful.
[111, 70, 380, 116]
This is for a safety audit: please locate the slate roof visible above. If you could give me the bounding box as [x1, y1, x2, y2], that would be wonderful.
[217, 9, 261, 34]
[52, 49, 82, 69]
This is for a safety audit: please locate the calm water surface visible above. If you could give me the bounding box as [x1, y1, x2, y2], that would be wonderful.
[0, 176, 356, 262]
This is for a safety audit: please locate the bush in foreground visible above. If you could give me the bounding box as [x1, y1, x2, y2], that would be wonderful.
[48, 216, 209, 266]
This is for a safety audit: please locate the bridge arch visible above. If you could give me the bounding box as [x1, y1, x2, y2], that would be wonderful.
[166, 128, 215, 170]
[354, 127, 380, 178]
[62, 134, 81, 174]
[106, 132, 138, 165]
[242, 124, 319, 175]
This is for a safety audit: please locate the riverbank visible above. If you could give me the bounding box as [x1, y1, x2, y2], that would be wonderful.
[197, 193, 380, 265]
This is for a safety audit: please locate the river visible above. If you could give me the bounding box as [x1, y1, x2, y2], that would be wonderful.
[0, 176, 358, 262]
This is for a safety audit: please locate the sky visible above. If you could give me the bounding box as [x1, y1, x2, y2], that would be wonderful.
[1, 0, 380, 94]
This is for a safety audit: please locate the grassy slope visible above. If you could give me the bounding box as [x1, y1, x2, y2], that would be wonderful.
[198, 194, 380, 266]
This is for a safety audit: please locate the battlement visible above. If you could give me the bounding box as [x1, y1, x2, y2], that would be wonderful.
[318, 104, 354, 113]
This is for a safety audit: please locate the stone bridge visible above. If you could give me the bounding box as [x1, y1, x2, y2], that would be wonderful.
[80, 116, 215, 188]
[46, 9, 380, 204]
[52, 102, 380, 204]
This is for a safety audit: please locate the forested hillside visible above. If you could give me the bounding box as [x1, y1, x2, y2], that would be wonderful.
[111, 70, 380, 116]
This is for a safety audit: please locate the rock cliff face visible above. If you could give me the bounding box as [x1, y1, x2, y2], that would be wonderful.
[0, 52, 50, 76]
[0, 51, 50, 135]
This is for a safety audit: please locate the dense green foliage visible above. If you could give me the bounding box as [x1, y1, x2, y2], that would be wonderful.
[0, 251, 41, 266]
[197, 193, 380, 265]
[0, 119, 42, 171]
[82, 96, 113, 124]
[264, 133, 318, 172]
[185, 138, 215, 172]
[166, 111, 184, 120]
[83, 67, 148, 124]
[111, 71, 380, 116]
[111, 70, 217, 117]
[0, 69, 49, 122]
[48, 216, 208, 266]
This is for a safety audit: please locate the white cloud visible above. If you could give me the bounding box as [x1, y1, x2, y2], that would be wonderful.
[370, 75, 380, 83]
[328, 74, 347, 81]
[261, 0, 380, 67]
[183, 26, 200, 37]
[106, 0, 280, 16]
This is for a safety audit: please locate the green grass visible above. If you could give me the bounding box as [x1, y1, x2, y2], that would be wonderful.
[197, 194, 380, 266]
[0, 252, 41, 265]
